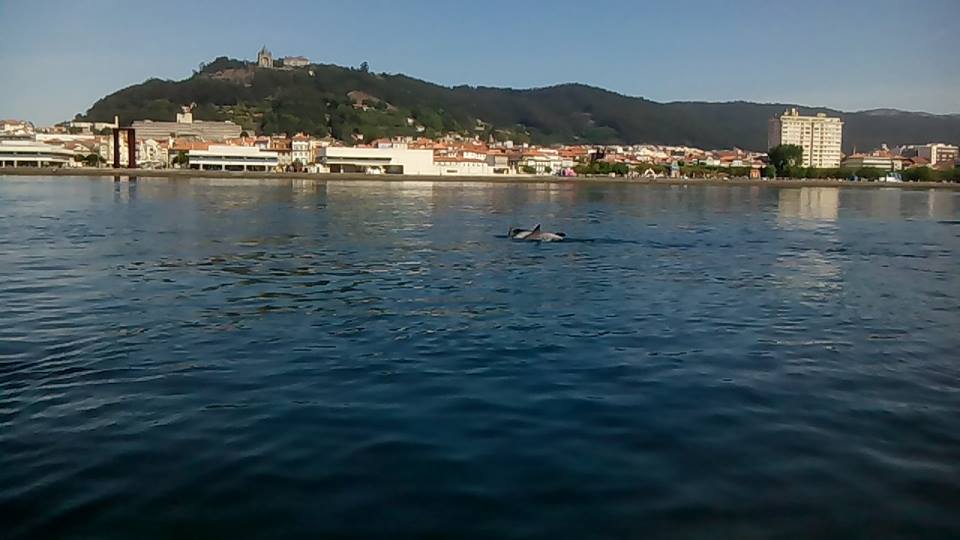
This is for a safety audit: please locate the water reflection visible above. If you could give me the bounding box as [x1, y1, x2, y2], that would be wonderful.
[928, 189, 956, 219]
[778, 188, 839, 222]
[56, 178, 960, 226]
[774, 188, 843, 299]
[773, 247, 843, 299]
[113, 177, 138, 203]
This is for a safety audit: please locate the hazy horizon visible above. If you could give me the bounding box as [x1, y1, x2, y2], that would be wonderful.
[1, 0, 957, 125]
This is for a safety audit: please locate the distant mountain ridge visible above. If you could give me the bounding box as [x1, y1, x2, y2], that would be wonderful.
[79, 57, 960, 151]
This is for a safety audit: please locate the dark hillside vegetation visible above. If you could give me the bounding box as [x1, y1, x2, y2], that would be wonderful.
[80, 57, 960, 151]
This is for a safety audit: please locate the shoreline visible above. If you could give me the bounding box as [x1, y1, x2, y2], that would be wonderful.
[2, 167, 959, 190]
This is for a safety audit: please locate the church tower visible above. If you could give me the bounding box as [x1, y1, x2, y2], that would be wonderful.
[257, 46, 273, 69]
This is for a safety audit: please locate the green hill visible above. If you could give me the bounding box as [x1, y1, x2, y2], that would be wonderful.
[79, 56, 960, 152]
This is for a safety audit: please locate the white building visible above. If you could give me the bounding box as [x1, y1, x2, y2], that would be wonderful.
[0, 120, 35, 138]
[636, 145, 669, 162]
[137, 139, 169, 169]
[768, 108, 844, 168]
[318, 146, 436, 175]
[188, 145, 278, 172]
[435, 157, 495, 176]
[283, 56, 309, 68]
[291, 136, 312, 166]
[840, 154, 905, 171]
[132, 113, 242, 142]
[518, 152, 564, 175]
[66, 116, 118, 134]
[0, 140, 75, 167]
[36, 133, 97, 144]
[915, 143, 959, 166]
[485, 153, 511, 175]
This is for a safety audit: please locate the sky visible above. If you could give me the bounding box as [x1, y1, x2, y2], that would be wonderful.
[0, 0, 957, 125]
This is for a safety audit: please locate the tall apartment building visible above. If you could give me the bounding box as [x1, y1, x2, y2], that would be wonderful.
[768, 108, 843, 168]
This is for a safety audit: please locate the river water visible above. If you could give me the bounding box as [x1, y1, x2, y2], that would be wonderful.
[1, 177, 958, 539]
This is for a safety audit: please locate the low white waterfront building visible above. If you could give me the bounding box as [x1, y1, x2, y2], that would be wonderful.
[318, 145, 436, 175]
[188, 145, 278, 172]
[434, 156, 495, 176]
[0, 140, 75, 167]
[518, 152, 564, 175]
[841, 154, 905, 171]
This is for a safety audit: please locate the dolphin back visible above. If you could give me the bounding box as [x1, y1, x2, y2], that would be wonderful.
[509, 224, 565, 242]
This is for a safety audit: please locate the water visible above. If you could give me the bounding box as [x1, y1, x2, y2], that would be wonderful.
[1, 177, 958, 539]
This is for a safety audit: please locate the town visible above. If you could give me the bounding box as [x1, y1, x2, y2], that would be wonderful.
[2, 107, 958, 183]
[1, 49, 958, 183]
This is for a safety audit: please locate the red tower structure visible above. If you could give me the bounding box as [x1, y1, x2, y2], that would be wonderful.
[111, 128, 137, 169]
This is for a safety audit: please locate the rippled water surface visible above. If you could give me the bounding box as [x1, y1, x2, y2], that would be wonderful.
[1, 177, 959, 539]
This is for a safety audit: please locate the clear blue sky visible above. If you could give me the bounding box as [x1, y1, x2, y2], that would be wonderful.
[1, 0, 957, 125]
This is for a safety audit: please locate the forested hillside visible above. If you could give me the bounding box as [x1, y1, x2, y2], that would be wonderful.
[80, 57, 960, 151]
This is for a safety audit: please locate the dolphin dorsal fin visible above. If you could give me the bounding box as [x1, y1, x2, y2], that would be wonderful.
[532, 224, 541, 233]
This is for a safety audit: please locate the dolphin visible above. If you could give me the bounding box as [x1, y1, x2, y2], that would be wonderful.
[509, 224, 566, 242]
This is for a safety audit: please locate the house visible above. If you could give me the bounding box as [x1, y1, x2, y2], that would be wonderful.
[485, 152, 511, 174]
[137, 138, 169, 169]
[291, 134, 312, 166]
[0, 119, 35, 138]
[269, 137, 293, 168]
[518, 151, 563, 175]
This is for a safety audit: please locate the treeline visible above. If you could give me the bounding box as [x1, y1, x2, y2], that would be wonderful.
[573, 162, 755, 178]
[573, 161, 959, 181]
[774, 166, 959, 182]
[573, 162, 635, 176]
[766, 144, 958, 182]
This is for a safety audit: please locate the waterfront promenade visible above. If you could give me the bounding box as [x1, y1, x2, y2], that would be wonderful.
[3, 167, 959, 190]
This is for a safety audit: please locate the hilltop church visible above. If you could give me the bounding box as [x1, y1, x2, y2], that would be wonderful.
[257, 46, 273, 68]
[257, 46, 309, 69]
